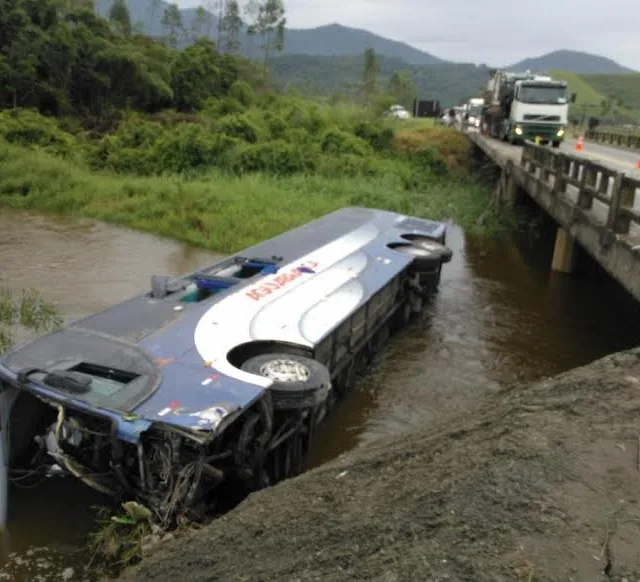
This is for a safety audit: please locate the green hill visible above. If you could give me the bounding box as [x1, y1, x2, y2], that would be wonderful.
[550, 70, 640, 123]
[549, 70, 606, 106]
[583, 73, 640, 112]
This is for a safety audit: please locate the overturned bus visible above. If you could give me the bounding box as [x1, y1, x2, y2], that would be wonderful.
[0, 207, 452, 524]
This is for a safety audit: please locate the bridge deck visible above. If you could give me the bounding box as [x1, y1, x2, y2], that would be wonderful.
[468, 132, 640, 176]
[467, 132, 640, 303]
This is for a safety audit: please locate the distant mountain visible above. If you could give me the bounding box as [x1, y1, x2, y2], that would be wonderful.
[96, 2, 636, 74]
[271, 54, 490, 106]
[279, 24, 444, 65]
[507, 50, 635, 74]
[95, 0, 445, 64]
[92, 1, 638, 108]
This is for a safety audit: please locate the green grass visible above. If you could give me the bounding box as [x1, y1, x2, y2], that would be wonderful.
[584, 73, 640, 112]
[550, 69, 606, 107]
[0, 139, 498, 254]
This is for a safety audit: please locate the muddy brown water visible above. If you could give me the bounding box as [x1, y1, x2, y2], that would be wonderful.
[2, 207, 640, 578]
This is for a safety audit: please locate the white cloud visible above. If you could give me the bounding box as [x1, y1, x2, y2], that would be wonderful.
[174, 0, 639, 69]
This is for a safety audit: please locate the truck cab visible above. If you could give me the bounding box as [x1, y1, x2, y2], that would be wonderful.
[482, 70, 577, 147]
[508, 76, 574, 146]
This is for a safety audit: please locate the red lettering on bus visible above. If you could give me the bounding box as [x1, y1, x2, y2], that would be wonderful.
[245, 261, 319, 301]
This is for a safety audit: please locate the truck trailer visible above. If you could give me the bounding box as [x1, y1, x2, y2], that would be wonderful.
[480, 70, 576, 147]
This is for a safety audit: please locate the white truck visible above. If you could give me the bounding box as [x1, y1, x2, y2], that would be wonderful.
[480, 70, 576, 147]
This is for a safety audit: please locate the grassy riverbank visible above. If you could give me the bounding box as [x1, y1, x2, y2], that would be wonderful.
[0, 121, 497, 253]
[0, 0, 500, 255]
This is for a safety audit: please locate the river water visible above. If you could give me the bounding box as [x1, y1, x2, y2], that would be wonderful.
[2, 207, 640, 579]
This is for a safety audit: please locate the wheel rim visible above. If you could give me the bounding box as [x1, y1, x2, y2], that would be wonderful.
[400, 235, 443, 254]
[260, 359, 310, 383]
[392, 245, 433, 258]
[412, 240, 441, 252]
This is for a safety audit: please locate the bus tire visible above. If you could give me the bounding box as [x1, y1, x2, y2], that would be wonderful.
[403, 236, 453, 264]
[390, 241, 451, 271]
[241, 353, 331, 411]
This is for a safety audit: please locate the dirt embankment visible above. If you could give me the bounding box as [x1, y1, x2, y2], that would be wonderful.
[119, 348, 640, 582]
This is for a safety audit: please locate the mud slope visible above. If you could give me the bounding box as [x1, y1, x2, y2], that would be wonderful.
[120, 349, 640, 582]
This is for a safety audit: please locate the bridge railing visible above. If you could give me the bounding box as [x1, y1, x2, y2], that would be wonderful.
[521, 143, 640, 236]
[584, 129, 640, 150]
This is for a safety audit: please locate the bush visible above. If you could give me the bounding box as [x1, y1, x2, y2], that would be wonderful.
[319, 127, 371, 157]
[202, 97, 244, 118]
[87, 117, 164, 174]
[0, 108, 76, 157]
[409, 147, 448, 177]
[216, 113, 264, 143]
[353, 121, 394, 152]
[149, 124, 237, 174]
[229, 80, 255, 107]
[0, 98, 474, 186]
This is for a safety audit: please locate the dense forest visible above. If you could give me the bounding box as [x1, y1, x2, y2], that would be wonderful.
[0, 0, 263, 119]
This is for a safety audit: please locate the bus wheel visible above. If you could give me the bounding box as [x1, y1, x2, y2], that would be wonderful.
[241, 353, 331, 411]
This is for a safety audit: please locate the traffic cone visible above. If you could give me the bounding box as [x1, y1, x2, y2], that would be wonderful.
[575, 136, 584, 152]
[636, 154, 640, 169]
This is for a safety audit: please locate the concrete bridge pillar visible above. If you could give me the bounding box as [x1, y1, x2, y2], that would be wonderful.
[551, 227, 576, 273]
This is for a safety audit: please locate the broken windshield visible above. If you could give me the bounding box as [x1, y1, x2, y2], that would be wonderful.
[23, 363, 150, 410]
[1, 327, 161, 412]
[518, 84, 568, 105]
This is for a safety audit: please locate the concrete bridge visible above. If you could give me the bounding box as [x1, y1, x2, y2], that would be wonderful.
[468, 132, 640, 301]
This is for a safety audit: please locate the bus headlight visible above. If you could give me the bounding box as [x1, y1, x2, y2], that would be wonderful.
[515, 126, 523, 135]
[557, 129, 565, 137]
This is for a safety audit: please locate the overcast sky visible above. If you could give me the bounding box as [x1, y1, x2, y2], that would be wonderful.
[175, 0, 638, 69]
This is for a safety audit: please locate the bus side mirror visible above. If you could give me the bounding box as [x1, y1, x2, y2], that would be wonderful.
[570, 92, 577, 103]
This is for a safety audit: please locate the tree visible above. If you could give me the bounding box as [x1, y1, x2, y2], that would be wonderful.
[220, 0, 242, 52]
[109, 0, 132, 37]
[190, 5, 211, 41]
[202, 0, 217, 39]
[0, 289, 62, 354]
[171, 38, 222, 110]
[146, 0, 163, 34]
[246, 0, 286, 83]
[161, 3, 183, 48]
[362, 47, 379, 104]
[388, 70, 416, 109]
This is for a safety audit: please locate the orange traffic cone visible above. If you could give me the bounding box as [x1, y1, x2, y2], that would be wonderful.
[636, 154, 640, 169]
[575, 136, 584, 152]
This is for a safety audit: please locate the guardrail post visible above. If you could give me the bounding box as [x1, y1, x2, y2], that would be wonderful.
[553, 154, 566, 195]
[520, 144, 533, 170]
[606, 173, 624, 232]
[612, 177, 637, 234]
[576, 161, 593, 211]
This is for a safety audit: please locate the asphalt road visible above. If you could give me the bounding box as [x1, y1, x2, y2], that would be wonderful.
[471, 130, 639, 176]
[567, 138, 640, 175]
